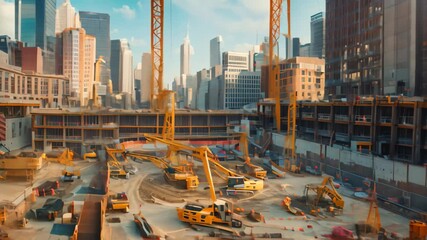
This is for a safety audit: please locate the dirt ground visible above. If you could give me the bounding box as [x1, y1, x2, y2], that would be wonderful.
[0, 157, 412, 240]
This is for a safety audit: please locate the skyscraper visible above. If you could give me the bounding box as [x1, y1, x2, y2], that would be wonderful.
[326, 0, 383, 97]
[310, 12, 325, 58]
[326, 0, 426, 97]
[55, 0, 81, 34]
[180, 33, 193, 76]
[140, 52, 151, 105]
[210, 36, 222, 68]
[292, 38, 301, 57]
[56, 28, 96, 106]
[110, 39, 134, 98]
[79, 11, 110, 65]
[16, 0, 56, 74]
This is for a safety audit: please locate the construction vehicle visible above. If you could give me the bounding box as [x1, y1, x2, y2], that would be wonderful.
[105, 146, 129, 179]
[45, 148, 74, 164]
[134, 213, 158, 238]
[83, 151, 97, 160]
[0, 206, 6, 224]
[304, 176, 344, 210]
[282, 196, 304, 216]
[176, 146, 243, 228]
[409, 220, 427, 240]
[125, 150, 199, 190]
[234, 132, 267, 179]
[107, 192, 129, 213]
[145, 134, 264, 193]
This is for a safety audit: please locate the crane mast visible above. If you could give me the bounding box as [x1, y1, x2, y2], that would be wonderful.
[151, 0, 164, 110]
[268, 0, 283, 132]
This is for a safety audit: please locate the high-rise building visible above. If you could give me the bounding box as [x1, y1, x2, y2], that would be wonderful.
[210, 36, 222, 68]
[300, 43, 311, 57]
[196, 68, 211, 110]
[15, 0, 56, 74]
[292, 38, 301, 57]
[21, 47, 43, 73]
[134, 63, 142, 105]
[79, 11, 110, 65]
[56, 28, 96, 106]
[383, 0, 427, 96]
[55, 0, 81, 34]
[220, 52, 261, 109]
[140, 52, 151, 105]
[326, 0, 382, 97]
[279, 57, 325, 101]
[0, 35, 23, 67]
[285, 37, 292, 59]
[310, 12, 325, 58]
[180, 33, 193, 76]
[110, 39, 134, 99]
[326, 0, 425, 97]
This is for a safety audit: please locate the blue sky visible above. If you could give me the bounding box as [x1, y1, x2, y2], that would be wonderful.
[0, 0, 325, 88]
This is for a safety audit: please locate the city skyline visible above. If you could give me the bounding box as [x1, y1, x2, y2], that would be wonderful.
[0, 0, 325, 88]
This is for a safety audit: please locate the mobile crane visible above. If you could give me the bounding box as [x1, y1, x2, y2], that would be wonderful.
[304, 176, 344, 210]
[145, 134, 264, 193]
[125, 150, 199, 190]
[234, 132, 267, 179]
[177, 146, 243, 228]
[105, 145, 129, 179]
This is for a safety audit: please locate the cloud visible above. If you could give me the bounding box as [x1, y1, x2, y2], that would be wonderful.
[0, 0, 14, 38]
[130, 37, 145, 47]
[173, 0, 269, 37]
[113, 5, 136, 20]
[111, 28, 119, 34]
[137, 1, 143, 9]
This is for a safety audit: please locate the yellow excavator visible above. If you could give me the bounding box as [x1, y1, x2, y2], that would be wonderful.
[304, 176, 344, 210]
[234, 132, 267, 179]
[125, 150, 199, 190]
[177, 146, 243, 228]
[105, 145, 129, 179]
[145, 134, 264, 193]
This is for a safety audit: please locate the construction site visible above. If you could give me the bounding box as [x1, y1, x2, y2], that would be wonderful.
[0, 0, 427, 239]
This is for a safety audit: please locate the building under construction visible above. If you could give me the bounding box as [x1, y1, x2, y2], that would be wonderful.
[31, 108, 257, 156]
[258, 96, 427, 165]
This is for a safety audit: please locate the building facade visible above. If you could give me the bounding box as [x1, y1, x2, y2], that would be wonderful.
[140, 52, 151, 105]
[79, 11, 110, 65]
[210, 36, 222, 68]
[326, 0, 383, 98]
[110, 39, 134, 100]
[16, 0, 56, 74]
[221, 52, 261, 109]
[0, 35, 23, 67]
[292, 38, 300, 57]
[21, 47, 43, 73]
[56, 28, 95, 106]
[310, 12, 325, 58]
[279, 57, 325, 101]
[55, 0, 81, 34]
[0, 62, 69, 107]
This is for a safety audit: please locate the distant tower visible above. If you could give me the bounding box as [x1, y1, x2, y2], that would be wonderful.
[310, 12, 325, 58]
[180, 27, 193, 76]
[79, 11, 110, 65]
[16, 0, 56, 74]
[110, 39, 133, 98]
[210, 35, 222, 68]
[55, 0, 81, 34]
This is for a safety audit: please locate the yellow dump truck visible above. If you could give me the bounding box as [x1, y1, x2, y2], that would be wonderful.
[107, 192, 129, 213]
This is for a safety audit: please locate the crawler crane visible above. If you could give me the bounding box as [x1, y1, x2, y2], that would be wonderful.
[235, 132, 267, 179]
[177, 146, 242, 228]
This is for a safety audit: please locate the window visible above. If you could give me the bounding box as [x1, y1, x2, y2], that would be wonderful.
[19, 122, 22, 136]
[302, 85, 305, 89]
[302, 70, 306, 75]
[302, 77, 305, 82]
[12, 122, 16, 138]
